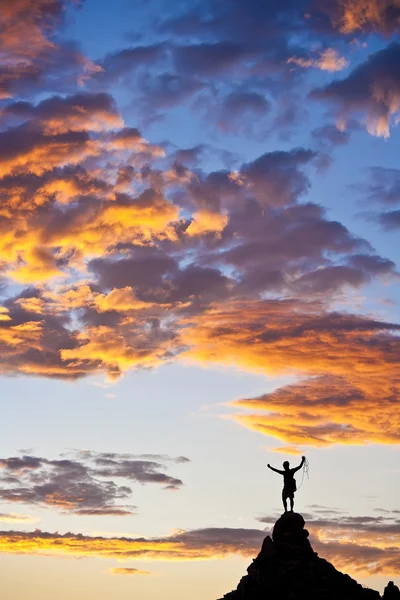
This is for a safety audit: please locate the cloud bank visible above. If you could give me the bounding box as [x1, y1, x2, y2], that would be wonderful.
[0, 451, 188, 515]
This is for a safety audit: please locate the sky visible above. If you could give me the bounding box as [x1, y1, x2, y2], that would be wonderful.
[0, 0, 399, 598]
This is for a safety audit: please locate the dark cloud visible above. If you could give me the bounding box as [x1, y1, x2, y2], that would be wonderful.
[360, 167, 400, 205]
[291, 265, 370, 294]
[196, 90, 271, 140]
[0, 1, 99, 99]
[95, 44, 167, 86]
[240, 149, 316, 206]
[348, 253, 396, 276]
[87, 1, 352, 131]
[0, 126, 93, 177]
[355, 167, 400, 231]
[172, 42, 253, 76]
[0, 93, 121, 133]
[311, 124, 352, 148]
[89, 249, 177, 291]
[0, 450, 188, 514]
[311, 43, 400, 138]
[379, 210, 400, 230]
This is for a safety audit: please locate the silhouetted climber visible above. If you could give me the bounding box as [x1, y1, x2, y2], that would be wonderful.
[267, 456, 306, 513]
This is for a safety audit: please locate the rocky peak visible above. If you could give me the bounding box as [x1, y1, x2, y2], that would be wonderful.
[218, 512, 396, 600]
[382, 581, 400, 599]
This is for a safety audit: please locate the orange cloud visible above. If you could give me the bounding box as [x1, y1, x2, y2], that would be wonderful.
[270, 446, 303, 455]
[0, 321, 43, 350]
[0, 528, 263, 562]
[60, 324, 173, 378]
[1, 179, 179, 283]
[179, 301, 400, 447]
[93, 287, 155, 313]
[0, 131, 99, 179]
[110, 568, 151, 575]
[0, 5, 397, 459]
[0, 308, 11, 322]
[288, 49, 349, 72]
[0, 522, 398, 577]
[334, 0, 400, 33]
[234, 374, 400, 447]
[185, 210, 229, 237]
[0, 0, 57, 63]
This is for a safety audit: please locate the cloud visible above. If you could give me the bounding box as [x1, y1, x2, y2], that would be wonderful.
[379, 210, 400, 230]
[270, 446, 304, 455]
[0, 450, 188, 514]
[95, 44, 166, 86]
[0, 0, 100, 99]
[110, 567, 151, 575]
[0, 127, 97, 179]
[311, 124, 353, 148]
[358, 167, 400, 206]
[0, 137, 397, 393]
[0, 516, 399, 577]
[329, 0, 400, 34]
[0, 513, 38, 523]
[207, 91, 271, 137]
[0, 93, 123, 134]
[0, 527, 265, 561]
[0, 0, 398, 455]
[234, 372, 400, 447]
[288, 49, 349, 72]
[355, 166, 400, 231]
[90, 1, 362, 131]
[178, 301, 400, 446]
[311, 43, 400, 138]
[185, 210, 229, 237]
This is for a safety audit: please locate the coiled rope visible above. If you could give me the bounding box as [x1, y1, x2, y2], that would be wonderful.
[296, 457, 310, 491]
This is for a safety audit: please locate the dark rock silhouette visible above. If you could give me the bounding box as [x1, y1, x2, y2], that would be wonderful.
[383, 582, 400, 599]
[218, 512, 395, 600]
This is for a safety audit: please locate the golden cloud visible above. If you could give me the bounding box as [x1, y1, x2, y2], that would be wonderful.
[179, 301, 400, 447]
[110, 568, 151, 575]
[288, 49, 349, 72]
[334, 0, 400, 33]
[0, 522, 398, 577]
[0, 528, 262, 562]
[60, 324, 171, 376]
[185, 210, 229, 237]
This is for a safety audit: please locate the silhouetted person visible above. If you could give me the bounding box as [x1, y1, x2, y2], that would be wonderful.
[267, 456, 306, 513]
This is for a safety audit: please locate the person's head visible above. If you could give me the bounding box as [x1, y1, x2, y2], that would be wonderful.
[283, 461, 290, 470]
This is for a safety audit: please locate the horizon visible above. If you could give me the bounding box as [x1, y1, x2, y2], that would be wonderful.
[0, 1, 399, 598]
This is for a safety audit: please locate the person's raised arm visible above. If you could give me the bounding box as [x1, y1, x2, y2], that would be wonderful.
[267, 464, 284, 475]
[292, 455, 306, 474]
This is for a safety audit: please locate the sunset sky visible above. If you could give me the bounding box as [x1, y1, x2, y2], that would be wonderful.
[0, 1, 400, 598]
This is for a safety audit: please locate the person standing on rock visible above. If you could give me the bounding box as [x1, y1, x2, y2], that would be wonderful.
[267, 456, 306, 513]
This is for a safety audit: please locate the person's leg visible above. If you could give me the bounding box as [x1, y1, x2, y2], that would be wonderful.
[290, 495, 294, 511]
[282, 490, 288, 513]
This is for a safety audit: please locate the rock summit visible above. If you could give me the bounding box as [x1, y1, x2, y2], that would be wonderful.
[218, 512, 399, 600]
